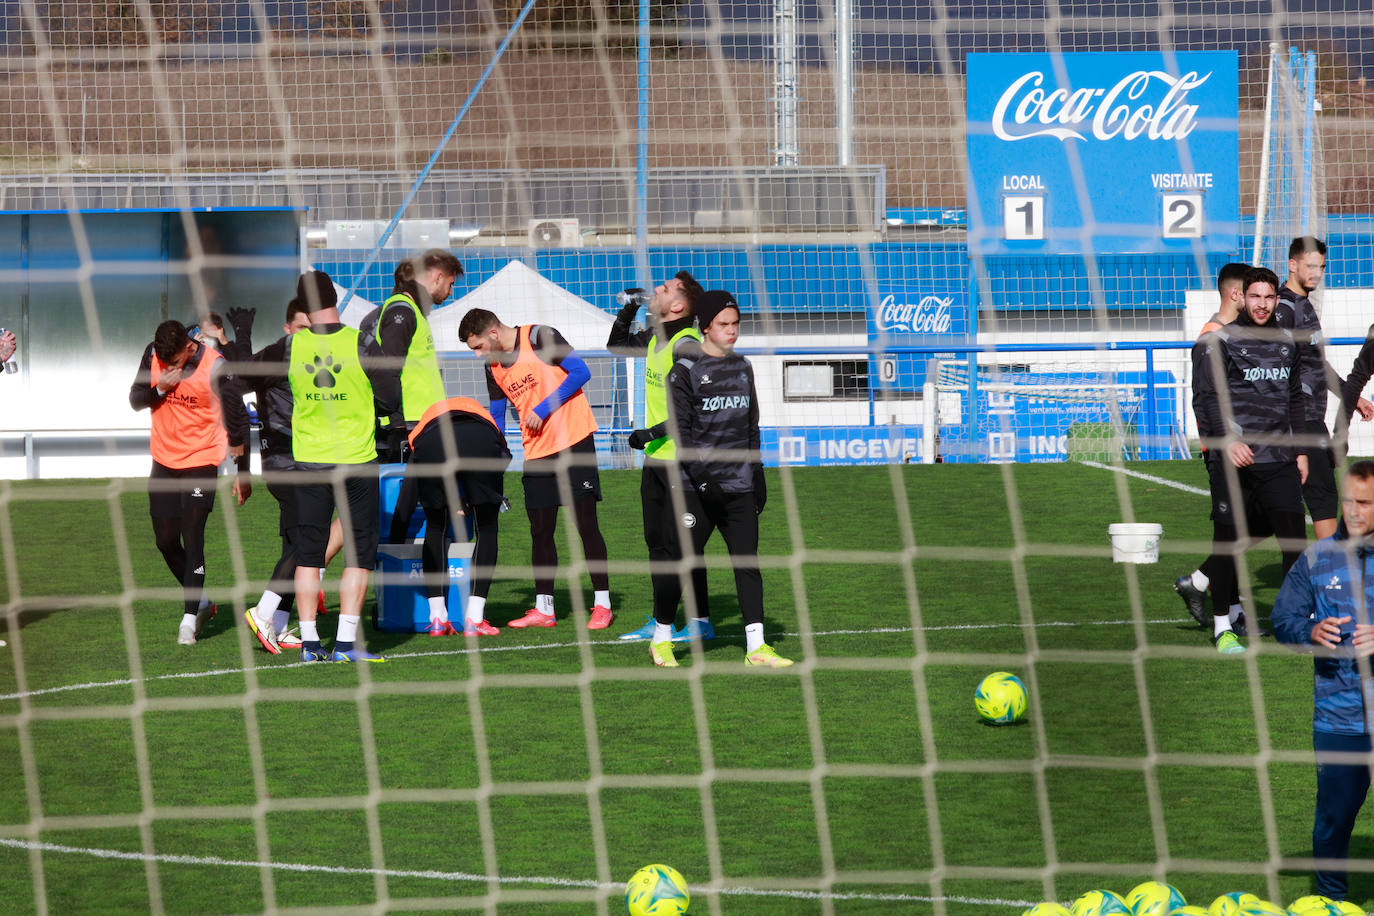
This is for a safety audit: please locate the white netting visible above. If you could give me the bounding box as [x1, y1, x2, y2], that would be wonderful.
[6, 2, 1374, 914]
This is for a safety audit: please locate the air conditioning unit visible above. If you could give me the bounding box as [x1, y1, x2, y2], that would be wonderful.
[527, 218, 582, 249]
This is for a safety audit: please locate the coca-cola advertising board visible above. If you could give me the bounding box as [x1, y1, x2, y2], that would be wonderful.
[966, 51, 1238, 255]
[867, 285, 971, 390]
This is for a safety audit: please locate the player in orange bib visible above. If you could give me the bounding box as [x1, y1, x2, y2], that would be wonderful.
[407, 397, 512, 636]
[459, 308, 613, 630]
[130, 319, 251, 647]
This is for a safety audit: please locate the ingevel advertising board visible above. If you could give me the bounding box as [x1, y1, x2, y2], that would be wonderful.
[966, 51, 1239, 255]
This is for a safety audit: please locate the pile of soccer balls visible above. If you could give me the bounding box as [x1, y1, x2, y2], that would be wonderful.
[1022, 881, 1365, 916]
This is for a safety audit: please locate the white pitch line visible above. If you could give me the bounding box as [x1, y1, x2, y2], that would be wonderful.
[0, 837, 1037, 908]
[0, 617, 1192, 704]
[1079, 460, 1210, 496]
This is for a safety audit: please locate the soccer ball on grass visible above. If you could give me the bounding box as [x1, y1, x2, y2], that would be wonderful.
[1071, 889, 1132, 916]
[1125, 881, 1186, 916]
[974, 671, 1027, 725]
[625, 864, 689, 916]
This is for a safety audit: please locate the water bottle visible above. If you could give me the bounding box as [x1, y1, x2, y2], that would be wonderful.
[616, 288, 651, 308]
[0, 328, 16, 375]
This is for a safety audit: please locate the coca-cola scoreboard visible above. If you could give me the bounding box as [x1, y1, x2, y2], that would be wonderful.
[966, 51, 1239, 255]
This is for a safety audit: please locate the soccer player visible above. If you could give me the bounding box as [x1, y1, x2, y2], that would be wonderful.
[1192, 266, 1308, 654]
[190, 308, 256, 362]
[129, 318, 252, 646]
[241, 290, 345, 654]
[263, 269, 404, 662]
[1272, 460, 1374, 902]
[1281, 237, 1344, 542]
[607, 271, 714, 643]
[359, 248, 462, 444]
[459, 307, 613, 630]
[1174, 263, 1262, 631]
[361, 249, 463, 546]
[650, 290, 790, 669]
[406, 396, 512, 636]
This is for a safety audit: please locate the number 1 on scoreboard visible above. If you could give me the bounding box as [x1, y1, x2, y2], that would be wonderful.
[1002, 195, 1044, 240]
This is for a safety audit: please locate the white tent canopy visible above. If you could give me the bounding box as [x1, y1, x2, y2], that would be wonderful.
[429, 260, 614, 353]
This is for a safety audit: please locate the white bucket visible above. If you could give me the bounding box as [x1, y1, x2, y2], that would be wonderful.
[1107, 523, 1163, 564]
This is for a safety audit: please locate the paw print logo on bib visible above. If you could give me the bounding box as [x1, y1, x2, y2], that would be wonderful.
[306, 355, 343, 388]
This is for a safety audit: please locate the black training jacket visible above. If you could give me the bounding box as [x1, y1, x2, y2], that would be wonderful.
[667, 350, 762, 493]
[1192, 309, 1304, 465]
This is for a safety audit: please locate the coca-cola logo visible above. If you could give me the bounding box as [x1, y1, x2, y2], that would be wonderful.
[991, 69, 1210, 142]
[875, 294, 955, 334]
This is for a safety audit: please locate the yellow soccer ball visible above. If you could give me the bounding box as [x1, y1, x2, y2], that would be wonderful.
[625, 864, 689, 916]
[1073, 890, 1132, 916]
[1023, 905, 1073, 916]
[975, 671, 1028, 724]
[1126, 881, 1186, 916]
[1211, 893, 1262, 916]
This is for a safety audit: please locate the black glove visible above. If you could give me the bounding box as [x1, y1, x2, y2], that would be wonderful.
[752, 465, 767, 515]
[695, 474, 725, 502]
[627, 428, 654, 450]
[226, 306, 256, 338]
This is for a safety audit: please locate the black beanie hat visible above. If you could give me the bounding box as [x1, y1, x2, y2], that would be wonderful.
[696, 290, 739, 330]
[297, 270, 337, 313]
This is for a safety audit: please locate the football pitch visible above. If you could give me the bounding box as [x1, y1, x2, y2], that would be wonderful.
[0, 460, 1366, 914]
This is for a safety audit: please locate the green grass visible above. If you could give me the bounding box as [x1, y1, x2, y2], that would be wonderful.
[0, 460, 1365, 913]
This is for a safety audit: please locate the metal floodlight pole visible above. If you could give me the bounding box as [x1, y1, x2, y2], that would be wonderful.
[835, 0, 853, 166]
[635, 0, 651, 289]
[774, 0, 799, 166]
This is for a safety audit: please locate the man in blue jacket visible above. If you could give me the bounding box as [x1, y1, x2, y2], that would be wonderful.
[1273, 459, 1374, 902]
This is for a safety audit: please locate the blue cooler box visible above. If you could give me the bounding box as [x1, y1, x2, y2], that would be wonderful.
[379, 463, 426, 540]
[373, 542, 474, 633]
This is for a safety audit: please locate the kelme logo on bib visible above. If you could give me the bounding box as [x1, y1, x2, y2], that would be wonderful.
[306, 355, 343, 388]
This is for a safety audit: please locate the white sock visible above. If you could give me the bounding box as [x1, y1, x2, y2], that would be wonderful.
[536, 594, 554, 616]
[466, 595, 487, 625]
[197, 595, 211, 611]
[336, 614, 360, 644]
[180, 612, 198, 630]
[1191, 570, 1209, 591]
[745, 623, 764, 653]
[654, 623, 674, 643]
[301, 620, 319, 642]
[428, 596, 448, 624]
[594, 590, 611, 609]
[258, 590, 282, 617]
[1229, 603, 1244, 623]
[1213, 615, 1231, 637]
[273, 609, 290, 635]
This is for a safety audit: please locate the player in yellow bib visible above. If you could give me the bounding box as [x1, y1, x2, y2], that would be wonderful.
[257, 271, 404, 662]
[607, 271, 714, 643]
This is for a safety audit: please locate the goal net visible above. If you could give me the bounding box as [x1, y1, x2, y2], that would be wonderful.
[925, 359, 1191, 465]
[5, 2, 1374, 914]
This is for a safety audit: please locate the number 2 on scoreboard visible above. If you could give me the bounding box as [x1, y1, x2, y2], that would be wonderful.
[1002, 195, 1044, 241]
[1161, 193, 1203, 238]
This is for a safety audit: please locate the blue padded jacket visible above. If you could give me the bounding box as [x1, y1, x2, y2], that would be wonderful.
[1272, 523, 1374, 736]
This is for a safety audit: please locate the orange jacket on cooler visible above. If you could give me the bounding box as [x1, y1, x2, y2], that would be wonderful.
[149, 346, 228, 469]
[488, 325, 598, 460]
[409, 396, 504, 447]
